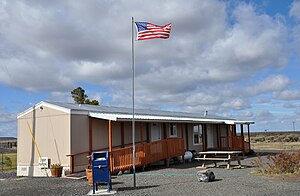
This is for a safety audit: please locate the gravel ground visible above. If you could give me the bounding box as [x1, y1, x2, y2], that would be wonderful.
[0, 155, 300, 196]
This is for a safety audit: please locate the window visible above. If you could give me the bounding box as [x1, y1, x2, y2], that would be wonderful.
[193, 124, 203, 145]
[169, 123, 177, 137]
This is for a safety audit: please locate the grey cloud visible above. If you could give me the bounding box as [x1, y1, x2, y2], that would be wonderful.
[0, 121, 17, 137]
[273, 90, 300, 100]
[290, 1, 300, 21]
[0, 0, 293, 117]
[256, 110, 274, 122]
[290, 1, 300, 57]
[283, 102, 298, 108]
[0, 112, 16, 123]
[221, 98, 251, 110]
[256, 97, 271, 104]
[239, 111, 253, 118]
[245, 75, 290, 96]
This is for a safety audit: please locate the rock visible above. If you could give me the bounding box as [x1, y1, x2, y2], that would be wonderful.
[196, 170, 215, 182]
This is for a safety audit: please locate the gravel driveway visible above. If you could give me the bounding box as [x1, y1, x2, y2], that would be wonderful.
[1, 155, 299, 196]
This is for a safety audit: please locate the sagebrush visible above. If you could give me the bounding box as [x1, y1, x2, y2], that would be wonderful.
[252, 150, 300, 175]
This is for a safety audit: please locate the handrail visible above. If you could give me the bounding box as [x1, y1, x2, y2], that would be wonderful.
[66, 140, 148, 157]
[220, 136, 245, 151]
[67, 138, 185, 174]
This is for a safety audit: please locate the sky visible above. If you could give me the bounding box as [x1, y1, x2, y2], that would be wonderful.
[1, 0, 300, 137]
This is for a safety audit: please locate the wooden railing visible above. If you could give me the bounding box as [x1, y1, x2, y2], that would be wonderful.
[167, 138, 185, 157]
[220, 136, 245, 151]
[110, 145, 145, 173]
[110, 138, 185, 174]
[67, 138, 185, 174]
[144, 140, 167, 164]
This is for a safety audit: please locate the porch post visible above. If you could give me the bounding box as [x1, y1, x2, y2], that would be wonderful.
[108, 120, 112, 153]
[121, 122, 124, 148]
[216, 124, 220, 149]
[108, 120, 113, 173]
[203, 124, 207, 151]
[89, 117, 93, 154]
[140, 123, 144, 144]
[163, 123, 169, 167]
[247, 124, 251, 151]
[181, 124, 185, 164]
[146, 123, 150, 143]
[233, 125, 237, 136]
[240, 124, 244, 136]
[229, 125, 233, 149]
[185, 123, 189, 151]
[163, 123, 167, 139]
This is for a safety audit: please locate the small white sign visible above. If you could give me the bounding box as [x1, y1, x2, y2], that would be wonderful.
[38, 157, 49, 168]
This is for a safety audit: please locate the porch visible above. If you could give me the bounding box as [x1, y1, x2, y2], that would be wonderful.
[67, 137, 185, 174]
[66, 118, 253, 174]
[204, 124, 252, 154]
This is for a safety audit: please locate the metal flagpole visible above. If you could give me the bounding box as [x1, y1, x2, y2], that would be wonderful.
[131, 16, 136, 188]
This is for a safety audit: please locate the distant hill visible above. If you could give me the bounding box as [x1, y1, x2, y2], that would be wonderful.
[250, 131, 300, 143]
[0, 137, 17, 141]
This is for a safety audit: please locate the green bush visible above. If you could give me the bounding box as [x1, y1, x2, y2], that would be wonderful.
[4, 156, 12, 168]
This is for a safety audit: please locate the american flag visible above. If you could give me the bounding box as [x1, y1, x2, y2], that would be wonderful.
[135, 22, 171, 41]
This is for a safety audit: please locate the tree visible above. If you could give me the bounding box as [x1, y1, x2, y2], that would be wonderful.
[71, 87, 88, 104]
[71, 87, 99, 105]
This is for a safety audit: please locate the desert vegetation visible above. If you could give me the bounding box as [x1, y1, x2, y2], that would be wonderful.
[250, 131, 300, 143]
[252, 150, 300, 176]
[249, 131, 300, 150]
[0, 138, 17, 171]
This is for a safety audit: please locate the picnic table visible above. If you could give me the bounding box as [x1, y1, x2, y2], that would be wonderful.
[195, 151, 244, 169]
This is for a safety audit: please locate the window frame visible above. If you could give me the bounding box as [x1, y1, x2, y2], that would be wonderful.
[169, 123, 177, 138]
[193, 124, 203, 145]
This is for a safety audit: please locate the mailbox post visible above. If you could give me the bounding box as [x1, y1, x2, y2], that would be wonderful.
[91, 151, 112, 194]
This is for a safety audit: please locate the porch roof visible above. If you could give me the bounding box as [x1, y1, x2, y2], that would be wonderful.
[88, 112, 254, 125]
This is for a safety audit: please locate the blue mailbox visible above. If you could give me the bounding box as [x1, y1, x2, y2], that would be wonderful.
[91, 151, 112, 194]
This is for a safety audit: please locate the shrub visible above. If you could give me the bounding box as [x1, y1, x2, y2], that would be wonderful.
[4, 157, 12, 168]
[252, 151, 300, 175]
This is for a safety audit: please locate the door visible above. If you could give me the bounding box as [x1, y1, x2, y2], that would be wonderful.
[206, 124, 218, 149]
[151, 123, 161, 142]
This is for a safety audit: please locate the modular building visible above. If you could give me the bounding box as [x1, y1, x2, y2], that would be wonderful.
[17, 101, 254, 176]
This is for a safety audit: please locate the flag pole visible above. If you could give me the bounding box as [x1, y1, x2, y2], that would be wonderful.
[131, 16, 136, 188]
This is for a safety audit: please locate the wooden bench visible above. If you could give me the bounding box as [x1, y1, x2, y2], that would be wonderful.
[195, 151, 244, 169]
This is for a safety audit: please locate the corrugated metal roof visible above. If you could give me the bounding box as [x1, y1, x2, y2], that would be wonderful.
[45, 101, 234, 121]
[18, 101, 254, 124]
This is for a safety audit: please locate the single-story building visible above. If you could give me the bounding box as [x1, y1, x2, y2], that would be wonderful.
[17, 101, 254, 177]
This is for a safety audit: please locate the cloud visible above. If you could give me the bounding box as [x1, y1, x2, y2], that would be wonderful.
[239, 111, 253, 118]
[222, 98, 251, 110]
[0, 112, 16, 123]
[0, 112, 17, 136]
[283, 102, 298, 108]
[246, 75, 290, 96]
[48, 91, 74, 103]
[273, 90, 300, 100]
[256, 110, 274, 122]
[290, 1, 300, 57]
[0, 123, 16, 137]
[290, 1, 300, 21]
[256, 97, 271, 103]
[0, 0, 293, 124]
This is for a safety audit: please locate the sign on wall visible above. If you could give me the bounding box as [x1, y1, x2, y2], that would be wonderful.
[38, 157, 49, 168]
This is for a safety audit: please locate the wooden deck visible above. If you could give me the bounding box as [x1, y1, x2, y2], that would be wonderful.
[207, 136, 251, 154]
[67, 138, 185, 174]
